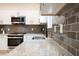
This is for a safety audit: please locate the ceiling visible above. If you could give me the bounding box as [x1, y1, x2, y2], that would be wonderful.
[0, 3, 40, 10]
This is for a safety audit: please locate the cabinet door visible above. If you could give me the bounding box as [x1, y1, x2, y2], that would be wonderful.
[40, 3, 53, 14]
[0, 18, 4, 24]
[17, 11, 27, 24]
[0, 11, 4, 24]
[0, 35, 7, 50]
[19, 10, 40, 24]
[47, 16, 53, 28]
[40, 3, 48, 14]
[40, 16, 47, 23]
[0, 10, 18, 25]
[3, 16, 11, 24]
[3, 10, 17, 25]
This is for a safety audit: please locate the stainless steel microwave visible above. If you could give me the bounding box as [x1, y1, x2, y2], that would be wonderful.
[11, 16, 25, 24]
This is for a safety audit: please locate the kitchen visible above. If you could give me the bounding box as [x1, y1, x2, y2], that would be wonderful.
[0, 3, 47, 55]
[0, 3, 78, 56]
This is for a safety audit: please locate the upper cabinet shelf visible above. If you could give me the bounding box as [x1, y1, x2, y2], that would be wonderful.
[40, 3, 66, 16]
[40, 3, 52, 15]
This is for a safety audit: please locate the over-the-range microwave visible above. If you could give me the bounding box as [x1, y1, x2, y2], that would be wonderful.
[11, 16, 25, 24]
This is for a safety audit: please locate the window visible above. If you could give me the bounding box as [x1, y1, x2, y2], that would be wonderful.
[47, 16, 53, 28]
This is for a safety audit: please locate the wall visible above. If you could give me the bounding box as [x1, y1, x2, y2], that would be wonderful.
[0, 3, 40, 24]
[52, 4, 79, 56]
[0, 3, 47, 36]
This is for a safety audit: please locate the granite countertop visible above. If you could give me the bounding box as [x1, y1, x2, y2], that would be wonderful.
[5, 35, 73, 56]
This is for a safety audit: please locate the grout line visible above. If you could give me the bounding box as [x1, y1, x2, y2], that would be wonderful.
[76, 48, 77, 56]
[51, 38, 73, 56]
[76, 32, 78, 41]
[53, 34, 78, 53]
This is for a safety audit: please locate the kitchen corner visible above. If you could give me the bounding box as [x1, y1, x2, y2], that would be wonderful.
[0, 14, 47, 55]
[0, 3, 78, 56]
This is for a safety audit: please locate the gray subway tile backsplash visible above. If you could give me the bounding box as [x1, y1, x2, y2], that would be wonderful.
[72, 24, 79, 31]
[77, 32, 79, 40]
[67, 45, 76, 56]
[0, 25, 47, 35]
[67, 16, 76, 24]
[48, 4, 79, 56]
[77, 49, 79, 56]
[67, 32, 76, 40]
[63, 25, 71, 31]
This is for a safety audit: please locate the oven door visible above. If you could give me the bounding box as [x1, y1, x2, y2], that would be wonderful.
[8, 38, 23, 46]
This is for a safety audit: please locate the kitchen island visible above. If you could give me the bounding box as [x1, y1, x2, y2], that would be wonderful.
[6, 34, 73, 56]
